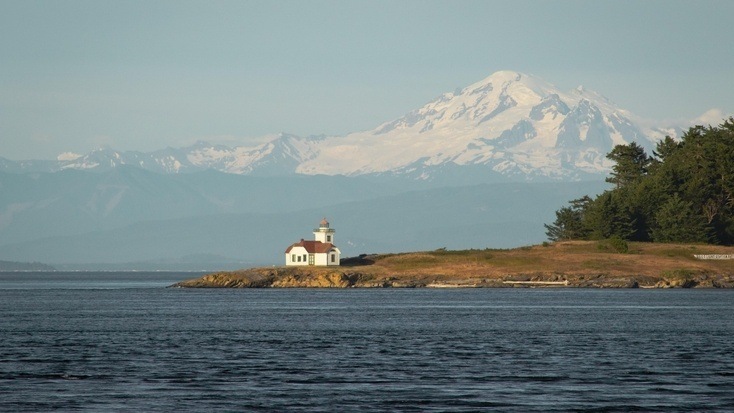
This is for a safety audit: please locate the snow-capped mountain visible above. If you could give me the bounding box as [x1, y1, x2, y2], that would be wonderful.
[14, 135, 321, 175]
[4, 71, 686, 181]
[293, 70, 671, 180]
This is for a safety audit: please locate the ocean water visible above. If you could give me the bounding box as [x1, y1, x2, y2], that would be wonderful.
[1, 273, 733, 412]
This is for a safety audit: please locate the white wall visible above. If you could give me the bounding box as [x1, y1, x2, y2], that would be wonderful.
[314, 248, 340, 266]
[285, 246, 309, 266]
[285, 246, 341, 266]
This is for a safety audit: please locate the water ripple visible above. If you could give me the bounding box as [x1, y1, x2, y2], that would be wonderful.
[1, 287, 734, 411]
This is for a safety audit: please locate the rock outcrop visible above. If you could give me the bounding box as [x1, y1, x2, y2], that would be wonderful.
[171, 268, 734, 289]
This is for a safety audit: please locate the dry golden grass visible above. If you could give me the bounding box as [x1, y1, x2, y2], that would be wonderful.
[362, 241, 734, 280]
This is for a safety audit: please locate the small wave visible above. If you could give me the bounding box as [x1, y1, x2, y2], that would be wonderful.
[1, 372, 89, 381]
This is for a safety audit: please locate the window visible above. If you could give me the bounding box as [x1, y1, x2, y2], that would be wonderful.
[331, 254, 335, 263]
[327, 235, 331, 242]
[291, 254, 296, 262]
[303, 254, 307, 262]
[297, 255, 301, 262]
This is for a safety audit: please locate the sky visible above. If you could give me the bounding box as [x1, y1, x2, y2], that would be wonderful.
[1, 0, 733, 160]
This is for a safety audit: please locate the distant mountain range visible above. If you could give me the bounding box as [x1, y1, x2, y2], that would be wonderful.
[2, 71, 686, 182]
[0, 171, 607, 268]
[0, 70, 714, 269]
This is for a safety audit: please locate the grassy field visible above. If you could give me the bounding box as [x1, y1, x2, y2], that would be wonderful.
[341, 240, 734, 287]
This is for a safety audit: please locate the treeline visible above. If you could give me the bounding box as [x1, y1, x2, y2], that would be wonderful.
[546, 118, 734, 245]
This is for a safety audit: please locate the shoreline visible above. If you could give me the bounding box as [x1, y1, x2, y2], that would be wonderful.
[171, 241, 734, 289]
[170, 271, 734, 289]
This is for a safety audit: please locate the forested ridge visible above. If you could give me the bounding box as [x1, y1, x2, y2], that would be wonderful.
[546, 118, 734, 245]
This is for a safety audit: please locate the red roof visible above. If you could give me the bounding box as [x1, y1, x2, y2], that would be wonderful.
[285, 240, 337, 254]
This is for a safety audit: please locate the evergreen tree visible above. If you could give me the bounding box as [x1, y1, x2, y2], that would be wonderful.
[584, 191, 637, 240]
[547, 117, 734, 245]
[652, 136, 680, 163]
[651, 193, 712, 243]
[606, 142, 651, 189]
[544, 196, 592, 241]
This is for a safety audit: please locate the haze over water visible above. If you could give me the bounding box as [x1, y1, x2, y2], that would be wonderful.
[1, 273, 733, 411]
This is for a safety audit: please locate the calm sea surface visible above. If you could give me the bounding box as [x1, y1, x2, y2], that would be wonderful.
[1, 272, 733, 412]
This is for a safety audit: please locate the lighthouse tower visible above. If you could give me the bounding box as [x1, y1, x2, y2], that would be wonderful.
[313, 218, 335, 244]
[284, 218, 341, 266]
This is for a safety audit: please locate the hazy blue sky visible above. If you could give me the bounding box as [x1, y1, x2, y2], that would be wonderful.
[2, 0, 733, 160]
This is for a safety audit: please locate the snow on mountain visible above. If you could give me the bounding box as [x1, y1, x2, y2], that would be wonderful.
[295, 70, 660, 179]
[5, 70, 694, 181]
[49, 135, 320, 175]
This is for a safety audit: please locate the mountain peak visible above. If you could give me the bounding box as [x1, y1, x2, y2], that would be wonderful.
[57, 152, 82, 162]
[295, 70, 659, 179]
[486, 70, 523, 82]
[468, 70, 527, 92]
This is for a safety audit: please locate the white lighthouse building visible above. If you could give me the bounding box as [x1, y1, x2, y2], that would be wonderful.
[284, 218, 341, 266]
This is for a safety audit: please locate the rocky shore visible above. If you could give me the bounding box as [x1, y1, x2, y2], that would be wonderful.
[171, 241, 734, 289]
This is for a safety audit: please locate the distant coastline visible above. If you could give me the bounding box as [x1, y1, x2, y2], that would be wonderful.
[0, 260, 56, 272]
[171, 241, 734, 289]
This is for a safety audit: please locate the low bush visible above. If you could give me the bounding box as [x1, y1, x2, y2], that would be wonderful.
[597, 237, 629, 253]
